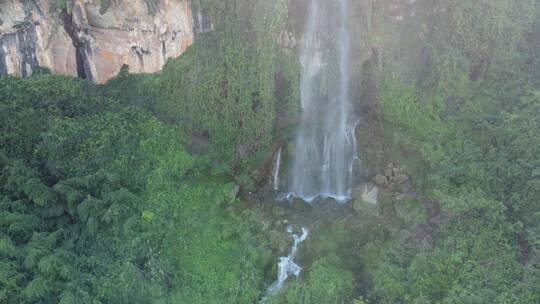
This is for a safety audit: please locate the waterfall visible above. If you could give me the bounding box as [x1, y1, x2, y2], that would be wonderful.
[273, 147, 282, 191]
[262, 227, 309, 302]
[289, 0, 358, 203]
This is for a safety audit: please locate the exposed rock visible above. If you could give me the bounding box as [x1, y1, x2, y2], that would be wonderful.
[0, 0, 77, 77]
[373, 174, 388, 187]
[69, 0, 194, 83]
[291, 197, 311, 211]
[191, 3, 213, 36]
[352, 183, 379, 216]
[384, 166, 394, 178]
[361, 184, 379, 205]
[395, 173, 409, 184]
[0, 0, 195, 83]
[376, 162, 410, 187]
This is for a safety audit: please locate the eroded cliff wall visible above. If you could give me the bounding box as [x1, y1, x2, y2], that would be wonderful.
[0, 0, 194, 83]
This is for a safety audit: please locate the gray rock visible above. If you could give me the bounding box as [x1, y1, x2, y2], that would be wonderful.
[395, 174, 409, 184]
[291, 198, 309, 210]
[352, 183, 379, 216]
[374, 174, 388, 187]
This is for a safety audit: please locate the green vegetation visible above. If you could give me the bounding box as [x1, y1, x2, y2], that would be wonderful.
[1, 0, 539, 303]
[106, 0, 298, 175]
[369, 0, 540, 303]
[0, 74, 269, 303]
[0, 1, 296, 303]
[265, 0, 540, 303]
[269, 258, 354, 304]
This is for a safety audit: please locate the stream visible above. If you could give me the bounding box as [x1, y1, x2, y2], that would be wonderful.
[261, 226, 309, 302]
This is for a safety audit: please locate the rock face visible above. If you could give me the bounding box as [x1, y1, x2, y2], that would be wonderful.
[0, 0, 194, 84]
[69, 0, 194, 83]
[0, 0, 77, 77]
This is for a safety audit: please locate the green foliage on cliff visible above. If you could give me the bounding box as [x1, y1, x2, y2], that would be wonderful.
[371, 0, 540, 303]
[106, 0, 298, 174]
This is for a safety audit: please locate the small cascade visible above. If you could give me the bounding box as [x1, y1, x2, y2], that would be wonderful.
[273, 147, 282, 191]
[262, 227, 309, 302]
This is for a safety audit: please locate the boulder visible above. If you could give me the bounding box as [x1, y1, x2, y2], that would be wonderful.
[291, 197, 309, 210]
[384, 167, 394, 178]
[352, 184, 379, 216]
[361, 184, 379, 205]
[395, 174, 409, 184]
[373, 174, 388, 187]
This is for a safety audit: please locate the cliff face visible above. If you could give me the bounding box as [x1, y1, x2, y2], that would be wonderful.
[0, 0, 194, 84]
[0, 0, 77, 77]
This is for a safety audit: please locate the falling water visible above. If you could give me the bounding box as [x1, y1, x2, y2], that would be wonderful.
[273, 147, 282, 191]
[289, 0, 358, 203]
[262, 227, 309, 302]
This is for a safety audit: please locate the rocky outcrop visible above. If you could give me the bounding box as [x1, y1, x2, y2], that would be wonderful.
[69, 0, 194, 83]
[0, 0, 194, 84]
[0, 0, 77, 77]
[373, 162, 409, 188]
[352, 183, 379, 215]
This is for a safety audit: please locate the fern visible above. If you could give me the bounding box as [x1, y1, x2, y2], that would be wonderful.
[23, 276, 52, 300]
[0, 237, 19, 259]
[23, 178, 57, 207]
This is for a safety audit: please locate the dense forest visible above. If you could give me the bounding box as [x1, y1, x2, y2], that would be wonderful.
[1, 0, 539, 303]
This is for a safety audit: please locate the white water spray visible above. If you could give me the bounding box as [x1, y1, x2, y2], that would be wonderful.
[289, 0, 358, 203]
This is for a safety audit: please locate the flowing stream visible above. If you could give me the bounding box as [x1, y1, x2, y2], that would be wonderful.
[288, 0, 358, 203]
[262, 227, 309, 302]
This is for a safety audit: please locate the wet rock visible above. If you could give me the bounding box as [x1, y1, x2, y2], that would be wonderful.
[291, 198, 309, 210]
